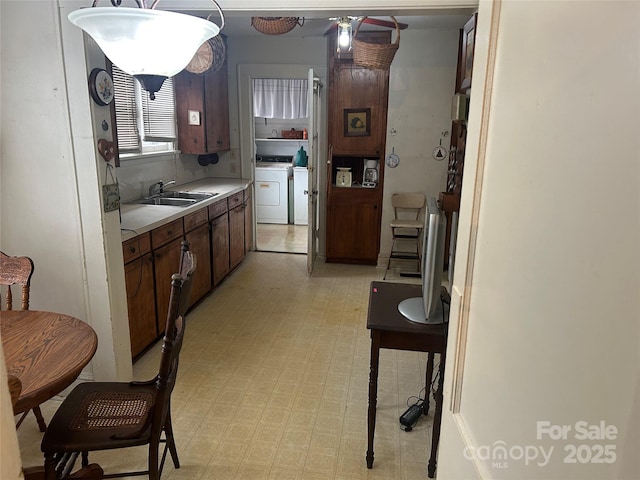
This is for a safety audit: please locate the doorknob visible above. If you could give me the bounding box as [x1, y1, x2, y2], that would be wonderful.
[304, 190, 308, 195]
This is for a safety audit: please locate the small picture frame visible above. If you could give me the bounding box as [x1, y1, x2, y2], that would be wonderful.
[188, 110, 201, 126]
[88, 68, 114, 106]
[459, 14, 477, 91]
[344, 108, 371, 137]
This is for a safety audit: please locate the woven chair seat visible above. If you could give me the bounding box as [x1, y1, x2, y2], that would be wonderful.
[70, 390, 154, 431]
[43, 382, 156, 452]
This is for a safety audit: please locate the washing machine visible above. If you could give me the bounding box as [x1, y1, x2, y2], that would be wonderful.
[255, 161, 292, 224]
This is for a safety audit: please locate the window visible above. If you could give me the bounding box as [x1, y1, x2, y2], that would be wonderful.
[111, 65, 177, 156]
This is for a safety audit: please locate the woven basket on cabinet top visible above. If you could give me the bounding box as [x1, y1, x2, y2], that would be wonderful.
[185, 35, 226, 75]
[251, 17, 303, 35]
[352, 16, 400, 70]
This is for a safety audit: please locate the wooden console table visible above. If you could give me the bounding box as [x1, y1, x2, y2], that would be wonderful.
[366, 281, 448, 478]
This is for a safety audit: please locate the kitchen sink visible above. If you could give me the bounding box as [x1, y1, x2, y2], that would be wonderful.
[132, 191, 218, 207]
[134, 197, 197, 207]
[157, 191, 218, 200]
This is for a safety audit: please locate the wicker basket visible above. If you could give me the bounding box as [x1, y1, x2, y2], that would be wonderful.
[251, 17, 303, 35]
[185, 35, 226, 75]
[352, 17, 400, 70]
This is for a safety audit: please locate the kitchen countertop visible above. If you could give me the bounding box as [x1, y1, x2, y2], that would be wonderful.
[120, 177, 251, 242]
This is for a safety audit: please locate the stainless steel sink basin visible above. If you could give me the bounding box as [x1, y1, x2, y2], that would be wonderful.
[132, 191, 218, 207]
[158, 191, 218, 200]
[134, 197, 197, 207]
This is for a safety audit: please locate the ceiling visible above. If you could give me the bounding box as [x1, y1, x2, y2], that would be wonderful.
[183, 12, 475, 38]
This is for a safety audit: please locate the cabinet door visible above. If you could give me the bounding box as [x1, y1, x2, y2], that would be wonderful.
[326, 198, 380, 264]
[153, 237, 184, 333]
[330, 66, 388, 156]
[211, 212, 230, 286]
[205, 63, 230, 152]
[244, 187, 253, 253]
[124, 253, 157, 358]
[185, 223, 211, 307]
[229, 204, 245, 270]
[174, 71, 207, 154]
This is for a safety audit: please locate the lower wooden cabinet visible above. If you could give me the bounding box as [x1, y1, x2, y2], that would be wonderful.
[184, 208, 212, 307]
[229, 192, 245, 270]
[124, 252, 156, 358]
[153, 237, 183, 333]
[326, 189, 381, 264]
[211, 210, 230, 286]
[244, 187, 253, 253]
[209, 198, 230, 286]
[123, 186, 250, 358]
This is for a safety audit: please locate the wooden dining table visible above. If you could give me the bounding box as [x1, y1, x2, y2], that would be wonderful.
[1, 310, 98, 420]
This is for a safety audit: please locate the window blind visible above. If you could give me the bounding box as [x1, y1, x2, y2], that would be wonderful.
[112, 66, 139, 151]
[142, 77, 176, 142]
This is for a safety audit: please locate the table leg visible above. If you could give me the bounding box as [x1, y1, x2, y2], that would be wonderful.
[366, 331, 381, 469]
[428, 354, 446, 478]
[424, 352, 434, 416]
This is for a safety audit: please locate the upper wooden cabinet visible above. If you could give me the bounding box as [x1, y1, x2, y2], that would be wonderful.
[329, 31, 390, 157]
[174, 62, 230, 154]
[329, 65, 389, 157]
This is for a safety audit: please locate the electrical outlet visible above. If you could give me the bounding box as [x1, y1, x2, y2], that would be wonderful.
[230, 163, 237, 174]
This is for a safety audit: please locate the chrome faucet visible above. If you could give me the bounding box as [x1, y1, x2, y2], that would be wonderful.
[148, 180, 176, 197]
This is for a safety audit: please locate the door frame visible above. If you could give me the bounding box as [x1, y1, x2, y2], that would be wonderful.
[237, 63, 328, 258]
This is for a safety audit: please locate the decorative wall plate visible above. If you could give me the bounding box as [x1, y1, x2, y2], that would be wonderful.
[88, 68, 114, 106]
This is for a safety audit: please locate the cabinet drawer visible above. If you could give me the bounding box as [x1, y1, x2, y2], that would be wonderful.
[184, 207, 209, 232]
[228, 191, 243, 210]
[122, 233, 151, 263]
[208, 198, 228, 219]
[151, 219, 184, 248]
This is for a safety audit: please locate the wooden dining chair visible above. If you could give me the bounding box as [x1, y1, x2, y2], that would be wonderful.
[41, 242, 196, 480]
[0, 251, 48, 432]
[0, 251, 35, 310]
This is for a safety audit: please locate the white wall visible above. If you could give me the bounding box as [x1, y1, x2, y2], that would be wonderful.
[381, 27, 459, 263]
[438, 1, 640, 478]
[1, 0, 132, 384]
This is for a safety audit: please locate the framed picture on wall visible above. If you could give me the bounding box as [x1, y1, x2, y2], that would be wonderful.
[344, 108, 371, 137]
[459, 13, 477, 91]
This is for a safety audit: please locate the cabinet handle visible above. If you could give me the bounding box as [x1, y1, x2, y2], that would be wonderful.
[130, 247, 136, 253]
[167, 230, 172, 236]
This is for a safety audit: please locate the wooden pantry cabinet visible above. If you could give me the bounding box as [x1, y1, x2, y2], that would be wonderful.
[325, 30, 390, 265]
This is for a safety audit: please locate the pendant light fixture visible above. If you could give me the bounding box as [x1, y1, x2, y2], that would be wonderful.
[68, 0, 224, 99]
[336, 17, 353, 55]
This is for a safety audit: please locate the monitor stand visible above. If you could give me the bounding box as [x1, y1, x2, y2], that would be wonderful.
[398, 297, 445, 325]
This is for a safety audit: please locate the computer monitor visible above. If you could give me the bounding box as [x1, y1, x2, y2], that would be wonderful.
[397, 197, 447, 325]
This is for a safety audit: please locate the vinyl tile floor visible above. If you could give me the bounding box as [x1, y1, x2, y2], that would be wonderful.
[17, 252, 438, 479]
[256, 223, 307, 254]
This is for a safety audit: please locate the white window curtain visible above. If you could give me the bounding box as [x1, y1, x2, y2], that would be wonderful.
[253, 78, 308, 119]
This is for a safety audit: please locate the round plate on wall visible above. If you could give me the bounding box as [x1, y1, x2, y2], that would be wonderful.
[88, 68, 114, 106]
[386, 151, 400, 168]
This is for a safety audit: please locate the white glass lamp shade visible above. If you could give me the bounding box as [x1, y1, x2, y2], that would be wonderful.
[69, 7, 220, 95]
